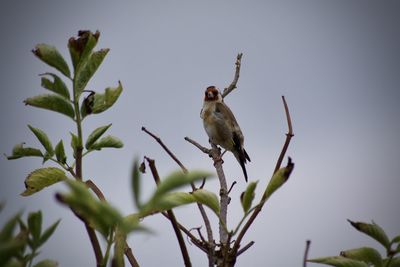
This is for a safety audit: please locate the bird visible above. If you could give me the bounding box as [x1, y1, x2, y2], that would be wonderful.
[200, 85, 251, 182]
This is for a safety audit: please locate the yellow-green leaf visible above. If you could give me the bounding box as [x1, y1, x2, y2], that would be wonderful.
[308, 256, 368, 267]
[32, 44, 71, 78]
[85, 124, 112, 150]
[90, 135, 123, 151]
[24, 94, 75, 119]
[6, 143, 43, 160]
[241, 181, 258, 213]
[347, 220, 391, 250]
[340, 247, 382, 267]
[21, 167, 68, 196]
[28, 125, 54, 157]
[40, 73, 70, 99]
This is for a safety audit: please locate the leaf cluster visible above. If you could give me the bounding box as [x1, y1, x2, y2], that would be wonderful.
[309, 220, 400, 267]
[0, 209, 60, 267]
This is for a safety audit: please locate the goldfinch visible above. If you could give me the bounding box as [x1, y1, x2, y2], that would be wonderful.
[200, 86, 251, 182]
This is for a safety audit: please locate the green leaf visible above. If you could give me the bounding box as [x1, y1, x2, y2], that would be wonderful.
[6, 143, 43, 160]
[38, 219, 60, 247]
[33, 259, 58, 267]
[241, 181, 258, 213]
[24, 94, 75, 119]
[40, 73, 70, 99]
[28, 125, 54, 157]
[90, 135, 123, 151]
[32, 44, 71, 78]
[113, 228, 126, 267]
[262, 157, 294, 202]
[68, 30, 100, 70]
[59, 180, 125, 237]
[308, 256, 368, 267]
[340, 247, 382, 267]
[153, 170, 212, 200]
[85, 124, 112, 150]
[392, 235, 400, 245]
[27, 211, 42, 246]
[0, 239, 26, 266]
[73, 48, 109, 96]
[21, 167, 68, 196]
[54, 140, 66, 164]
[192, 189, 220, 215]
[131, 160, 142, 209]
[0, 213, 21, 242]
[347, 220, 391, 250]
[81, 82, 123, 118]
[383, 257, 400, 267]
[70, 133, 79, 158]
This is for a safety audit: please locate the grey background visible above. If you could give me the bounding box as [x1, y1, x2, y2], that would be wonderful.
[1, 1, 399, 266]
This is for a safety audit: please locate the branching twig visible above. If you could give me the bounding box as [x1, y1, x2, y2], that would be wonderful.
[222, 53, 243, 98]
[231, 96, 294, 257]
[303, 240, 311, 267]
[142, 127, 215, 267]
[145, 157, 192, 267]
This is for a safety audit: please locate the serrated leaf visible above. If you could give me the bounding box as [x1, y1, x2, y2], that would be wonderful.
[27, 211, 42, 246]
[340, 247, 382, 267]
[90, 135, 123, 150]
[192, 189, 220, 215]
[54, 140, 66, 164]
[262, 157, 294, 202]
[241, 181, 258, 213]
[32, 44, 71, 78]
[33, 259, 58, 267]
[40, 73, 70, 99]
[28, 125, 54, 157]
[81, 82, 123, 118]
[24, 94, 75, 119]
[308, 256, 368, 267]
[73, 49, 109, 96]
[6, 143, 43, 160]
[21, 167, 68, 196]
[85, 124, 112, 150]
[38, 219, 60, 247]
[153, 170, 212, 200]
[348, 220, 391, 250]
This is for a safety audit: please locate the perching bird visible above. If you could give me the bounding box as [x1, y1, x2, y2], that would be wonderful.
[200, 86, 251, 182]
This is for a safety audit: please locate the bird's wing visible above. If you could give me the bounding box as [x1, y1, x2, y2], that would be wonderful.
[214, 102, 245, 146]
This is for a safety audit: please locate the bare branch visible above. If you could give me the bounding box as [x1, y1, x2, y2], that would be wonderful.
[142, 127, 215, 266]
[222, 53, 243, 98]
[145, 157, 192, 267]
[273, 96, 294, 173]
[231, 96, 295, 256]
[124, 243, 140, 267]
[85, 180, 106, 201]
[303, 240, 311, 267]
[142, 127, 188, 172]
[184, 136, 211, 154]
[237, 241, 255, 256]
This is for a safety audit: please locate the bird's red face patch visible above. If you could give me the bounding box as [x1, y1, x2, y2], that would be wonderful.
[204, 86, 220, 101]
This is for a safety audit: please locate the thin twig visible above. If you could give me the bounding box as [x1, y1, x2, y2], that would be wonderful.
[303, 240, 311, 267]
[142, 127, 188, 172]
[86, 180, 106, 201]
[124, 242, 140, 267]
[273, 96, 294, 173]
[222, 53, 243, 98]
[142, 127, 215, 267]
[231, 96, 294, 256]
[184, 137, 211, 154]
[237, 241, 255, 256]
[145, 157, 192, 267]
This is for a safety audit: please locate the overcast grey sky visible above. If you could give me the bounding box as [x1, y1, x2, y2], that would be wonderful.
[1, 1, 400, 266]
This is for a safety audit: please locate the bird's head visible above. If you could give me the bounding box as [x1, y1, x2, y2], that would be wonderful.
[204, 86, 222, 102]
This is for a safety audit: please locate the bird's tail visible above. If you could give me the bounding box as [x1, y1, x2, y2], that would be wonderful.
[235, 150, 250, 182]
